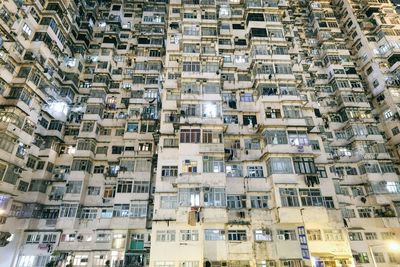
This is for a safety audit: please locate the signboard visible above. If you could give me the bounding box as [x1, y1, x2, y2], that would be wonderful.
[298, 226, 310, 260]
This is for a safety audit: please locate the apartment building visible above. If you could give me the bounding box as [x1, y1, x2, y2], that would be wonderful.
[0, 0, 400, 267]
[0, 0, 164, 266]
[151, 0, 400, 266]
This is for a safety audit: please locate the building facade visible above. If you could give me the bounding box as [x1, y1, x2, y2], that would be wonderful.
[0, 0, 164, 266]
[0, 0, 399, 267]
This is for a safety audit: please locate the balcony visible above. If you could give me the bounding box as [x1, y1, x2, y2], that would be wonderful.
[176, 172, 202, 185]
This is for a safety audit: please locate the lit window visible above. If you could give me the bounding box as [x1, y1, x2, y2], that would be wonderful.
[22, 23, 32, 36]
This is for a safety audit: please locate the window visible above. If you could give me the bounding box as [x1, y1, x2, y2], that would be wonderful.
[381, 232, 396, 240]
[380, 163, 396, 173]
[180, 129, 201, 143]
[61, 233, 76, 242]
[392, 127, 400, 136]
[293, 157, 316, 174]
[307, 230, 322, 241]
[113, 204, 130, 217]
[182, 160, 197, 173]
[76, 140, 96, 152]
[254, 229, 272, 241]
[73, 255, 88, 266]
[93, 165, 105, 174]
[112, 146, 124, 154]
[115, 129, 124, 136]
[100, 209, 113, 218]
[0, 133, 15, 153]
[138, 143, 152, 152]
[179, 188, 200, 207]
[18, 255, 43, 267]
[133, 181, 149, 193]
[26, 156, 37, 169]
[358, 207, 373, 218]
[117, 181, 132, 193]
[349, 232, 363, 241]
[341, 208, 356, 218]
[244, 139, 260, 150]
[82, 122, 95, 132]
[181, 262, 199, 267]
[180, 230, 199, 241]
[247, 166, 264, 178]
[384, 109, 393, 120]
[202, 130, 222, 143]
[299, 189, 323, 206]
[288, 131, 309, 146]
[243, 115, 257, 126]
[129, 233, 144, 251]
[80, 208, 97, 220]
[354, 253, 369, 264]
[275, 64, 292, 74]
[160, 195, 177, 209]
[205, 229, 225, 241]
[203, 157, 224, 173]
[228, 230, 247, 241]
[324, 230, 343, 241]
[317, 166, 327, 178]
[226, 164, 243, 177]
[280, 188, 300, 207]
[26, 234, 41, 243]
[240, 93, 253, 102]
[60, 203, 79, 217]
[267, 158, 293, 174]
[277, 230, 297, 240]
[130, 203, 147, 217]
[29, 180, 48, 193]
[250, 196, 268, 208]
[66, 181, 82, 194]
[264, 130, 288, 144]
[365, 232, 378, 240]
[88, 186, 100, 195]
[22, 23, 32, 36]
[204, 188, 226, 207]
[155, 262, 175, 267]
[127, 123, 138, 132]
[280, 260, 302, 267]
[265, 108, 282, 118]
[227, 195, 246, 209]
[161, 166, 178, 178]
[156, 230, 176, 242]
[0, 163, 7, 181]
[283, 106, 302, 118]
[96, 233, 111, 242]
[183, 62, 200, 72]
[164, 138, 179, 147]
[388, 253, 400, 263]
[374, 252, 385, 263]
[17, 180, 29, 192]
[71, 160, 92, 172]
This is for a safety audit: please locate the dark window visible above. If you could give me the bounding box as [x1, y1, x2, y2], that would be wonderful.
[180, 129, 201, 143]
